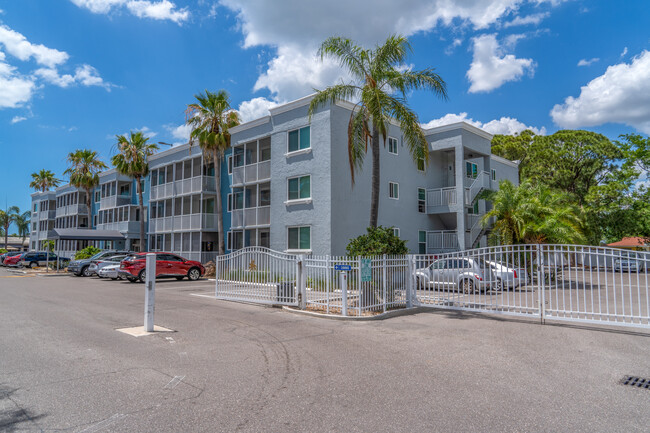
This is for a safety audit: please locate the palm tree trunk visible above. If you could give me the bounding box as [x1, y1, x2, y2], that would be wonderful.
[136, 176, 145, 252]
[214, 149, 225, 255]
[369, 127, 381, 227]
[85, 188, 92, 228]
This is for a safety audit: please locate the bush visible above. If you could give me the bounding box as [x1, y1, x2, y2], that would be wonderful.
[74, 246, 102, 260]
[346, 226, 409, 257]
[0, 248, 7, 255]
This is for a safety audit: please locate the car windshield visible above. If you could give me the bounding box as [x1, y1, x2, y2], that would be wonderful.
[89, 252, 104, 260]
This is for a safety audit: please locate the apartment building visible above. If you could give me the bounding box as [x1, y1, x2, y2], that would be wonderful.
[29, 191, 56, 251]
[29, 95, 518, 259]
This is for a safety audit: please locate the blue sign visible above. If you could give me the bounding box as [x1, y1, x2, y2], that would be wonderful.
[334, 264, 352, 271]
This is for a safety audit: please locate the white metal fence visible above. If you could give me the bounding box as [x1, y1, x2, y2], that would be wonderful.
[213, 245, 650, 328]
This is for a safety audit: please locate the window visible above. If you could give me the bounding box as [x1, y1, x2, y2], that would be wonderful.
[288, 226, 310, 250]
[393, 228, 400, 237]
[468, 201, 479, 214]
[119, 184, 130, 196]
[259, 137, 271, 161]
[491, 169, 496, 181]
[389, 182, 399, 199]
[288, 126, 310, 153]
[233, 147, 244, 168]
[466, 161, 478, 179]
[140, 179, 145, 194]
[288, 175, 311, 201]
[418, 188, 426, 213]
[418, 231, 426, 254]
[388, 137, 398, 155]
[417, 157, 425, 172]
[94, 191, 100, 202]
[33, 203, 37, 212]
[228, 156, 233, 174]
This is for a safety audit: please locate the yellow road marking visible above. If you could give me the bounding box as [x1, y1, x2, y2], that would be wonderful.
[0, 275, 34, 278]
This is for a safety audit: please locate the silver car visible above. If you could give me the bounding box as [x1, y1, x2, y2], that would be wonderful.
[414, 257, 496, 293]
[97, 264, 122, 280]
[89, 255, 130, 277]
[487, 261, 530, 289]
[614, 253, 646, 273]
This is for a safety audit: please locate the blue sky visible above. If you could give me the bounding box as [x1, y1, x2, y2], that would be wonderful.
[1, 0, 649, 224]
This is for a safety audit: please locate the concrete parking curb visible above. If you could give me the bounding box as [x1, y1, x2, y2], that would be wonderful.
[281, 306, 428, 321]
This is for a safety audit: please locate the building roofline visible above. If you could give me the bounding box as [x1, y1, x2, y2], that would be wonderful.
[148, 142, 191, 162]
[423, 122, 493, 140]
[229, 115, 271, 135]
[490, 154, 519, 168]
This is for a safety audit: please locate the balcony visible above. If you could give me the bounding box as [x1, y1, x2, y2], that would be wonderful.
[232, 160, 271, 187]
[230, 206, 271, 229]
[96, 221, 140, 233]
[55, 204, 88, 218]
[426, 230, 460, 253]
[426, 187, 457, 214]
[99, 195, 131, 209]
[150, 176, 215, 200]
[38, 210, 56, 220]
[149, 213, 220, 233]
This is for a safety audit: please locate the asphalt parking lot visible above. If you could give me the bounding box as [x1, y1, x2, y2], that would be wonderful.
[1, 266, 649, 432]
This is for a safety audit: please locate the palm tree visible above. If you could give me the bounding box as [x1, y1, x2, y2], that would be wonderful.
[64, 149, 107, 230]
[481, 180, 585, 245]
[112, 131, 158, 252]
[14, 210, 31, 246]
[308, 35, 447, 227]
[186, 89, 240, 255]
[29, 169, 60, 192]
[0, 206, 20, 249]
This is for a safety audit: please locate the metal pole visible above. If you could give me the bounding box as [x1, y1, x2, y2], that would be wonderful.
[341, 271, 348, 317]
[297, 255, 306, 310]
[407, 255, 414, 308]
[144, 253, 156, 332]
[536, 244, 545, 325]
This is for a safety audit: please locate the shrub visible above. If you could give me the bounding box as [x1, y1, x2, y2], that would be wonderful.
[346, 226, 409, 257]
[74, 246, 102, 260]
[0, 248, 7, 254]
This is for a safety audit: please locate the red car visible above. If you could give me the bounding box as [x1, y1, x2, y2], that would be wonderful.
[118, 252, 205, 283]
[3, 253, 25, 267]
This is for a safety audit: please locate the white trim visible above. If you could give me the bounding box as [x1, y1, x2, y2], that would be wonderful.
[287, 174, 311, 202]
[388, 136, 398, 155]
[490, 154, 519, 168]
[417, 187, 426, 213]
[284, 198, 312, 206]
[269, 93, 316, 116]
[285, 147, 312, 158]
[287, 225, 311, 251]
[491, 168, 497, 181]
[287, 125, 311, 154]
[389, 182, 399, 200]
[393, 228, 400, 237]
[423, 121, 493, 141]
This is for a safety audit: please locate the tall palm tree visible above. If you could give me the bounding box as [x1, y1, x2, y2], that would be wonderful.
[64, 149, 107, 230]
[29, 169, 61, 192]
[0, 206, 20, 249]
[112, 131, 158, 252]
[308, 35, 447, 227]
[14, 210, 31, 246]
[186, 89, 240, 255]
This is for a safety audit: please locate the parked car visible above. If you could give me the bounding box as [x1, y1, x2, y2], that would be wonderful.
[1, 251, 23, 266]
[487, 261, 530, 289]
[118, 252, 205, 283]
[414, 257, 496, 293]
[614, 252, 647, 273]
[89, 254, 130, 277]
[3, 253, 26, 267]
[68, 250, 132, 277]
[19, 251, 70, 268]
[97, 264, 122, 280]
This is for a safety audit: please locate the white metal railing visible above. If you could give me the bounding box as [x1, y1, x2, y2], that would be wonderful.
[232, 160, 271, 186]
[231, 206, 270, 228]
[465, 213, 483, 248]
[426, 187, 456, 211]
[55, 204, 88, 217]
[465, 171, 491, 205]
[96, 221, 140, 232]
[427, 230, 460, 252]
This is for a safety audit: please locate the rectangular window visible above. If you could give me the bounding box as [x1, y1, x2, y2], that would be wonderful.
[288, 175, 311, 201]
[388, 137, 398, 155]
[288, 226, 310, 250]
[228, 156, 233, 174]
[233, 147, 244, 168]
[393, 228, 400, 238]
[418, 188, 426, 213]
[288, 126, 310, 153]
[389, 182, 399, 199]
[140, 179, 145, 194]
[259, 137, 271, 161]
[119, 184, 130, 196]
[466, 161, 478, 179]
[94, 191, 100, 202]
[418, 230, 426, 254]
[417, 157, 425, 172]
[491, 169, 496, 181]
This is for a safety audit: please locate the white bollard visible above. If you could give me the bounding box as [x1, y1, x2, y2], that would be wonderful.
[144, 253, 156, 332]
[340, 271, 348, 317]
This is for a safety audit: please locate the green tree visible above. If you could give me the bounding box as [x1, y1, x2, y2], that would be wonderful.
[112, 131, 158, 251]
[308, 35, 447, 227]
[490, 129, 536, 183]
[14, 210, 31, 245]
[481, 180, 585, 245]
[0, 206, 20, 249]
[346, 226, 408, 256]
[186, 89, 240, 255]
[29, 169, 61, 192]
[64, 149, 107, 230]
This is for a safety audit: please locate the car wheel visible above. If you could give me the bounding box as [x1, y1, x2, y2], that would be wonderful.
[29, 261, 38, 269]
[187, 268, 201, 281]
[495, 278, 503, 291]
[127, 277, 138, 283]
[175, 276, 184, 281]
[81, 266, 92, 277]
[461, 279, 474, 294]
[138, 269, 147, 283]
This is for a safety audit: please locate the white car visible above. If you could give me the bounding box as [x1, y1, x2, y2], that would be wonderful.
[89, 255, 130, 277]
[97, 264, 122, 280]
[487, 261, 530, 289]
[414, 257, 497, 293]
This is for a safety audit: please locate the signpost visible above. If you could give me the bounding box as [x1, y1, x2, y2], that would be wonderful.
[144, 253, 156, 332]
[334, 264, 351, 271]
[360, 258, 372, 282]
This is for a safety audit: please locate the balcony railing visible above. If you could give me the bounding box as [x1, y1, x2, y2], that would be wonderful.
[39, 210, 56, 220]
[230, 206, 271, 229]
[232, 160, 271, 186]
[149, 213, 221, 232]
[96, 221, 140, 233]
[464, 171, 491, 205]
[150, 176, 216, 200]
[426, 230, 460, 253]
[99, 195, 131, 209]
[426, 187, 457, 213]
[55, 204, 88, 217]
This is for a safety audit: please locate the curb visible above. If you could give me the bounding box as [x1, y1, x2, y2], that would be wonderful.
[281, 306, 428, 321]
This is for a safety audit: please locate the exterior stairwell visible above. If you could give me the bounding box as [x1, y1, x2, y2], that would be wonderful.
[464, 171, 491, 206]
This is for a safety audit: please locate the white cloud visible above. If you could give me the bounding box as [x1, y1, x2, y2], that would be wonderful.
[0, 51, 36, 108]
[11, 115, 27, 124]
[70, 0, 189, 24]
[551, 50, 650, 134]
[620, 46, 628, 57]
[135, 126, 157, 138]
[237, 97, 279, 123]
[467, 33, 535, 93]
[577, 57, 599, 67]
[0, 25, 69, 68]
[422, 112, 546, 135]
[164, 123, 191, 145]
[504, 12, 549, 27]
[33, 64, 112, 90]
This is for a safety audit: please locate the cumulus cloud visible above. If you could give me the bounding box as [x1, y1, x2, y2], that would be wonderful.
[163, 123, 191, 145]
[551, 50, 650, 134]
[0, 25, 69, 68]
[0, 51, 36, 108]
[70, 0, 189, 23]
[504, 12, 549, 27]
[577, 57, 599, 67]
[467, 33, 535, 93]
[237, 97, 279, 123]
[11, 115, 27, 124]
[422, 112, 546, 135]
[34, 64, 112, 90]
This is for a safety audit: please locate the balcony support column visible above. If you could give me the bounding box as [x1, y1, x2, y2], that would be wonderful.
[454, 143, 466, 250]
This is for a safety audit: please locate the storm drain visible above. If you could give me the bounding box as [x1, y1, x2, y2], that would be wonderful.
[621, 376, 650, 389]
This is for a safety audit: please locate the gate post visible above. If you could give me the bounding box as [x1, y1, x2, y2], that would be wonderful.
[341, 271, 348, 316]
[297, 255, 306, 310]
[144, 253, 156, 332]
[536, 244, 545, 324]
[406, 255, 415, 308]
[214, 255, 220, 298]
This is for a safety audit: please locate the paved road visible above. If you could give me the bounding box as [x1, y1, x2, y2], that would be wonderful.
[1, 266, 649, 432]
